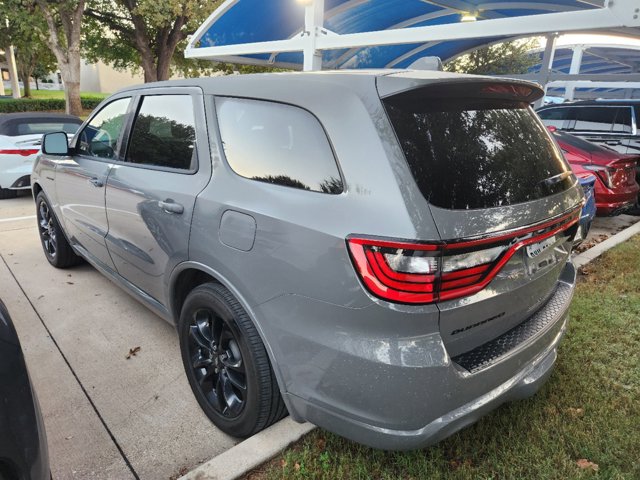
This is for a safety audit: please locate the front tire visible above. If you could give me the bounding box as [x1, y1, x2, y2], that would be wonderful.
[179, 283, 286, 437]
[35, 192, 82, 268]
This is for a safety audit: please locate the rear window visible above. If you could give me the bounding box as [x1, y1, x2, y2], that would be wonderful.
[383, 92, 572, 210]
[16, 121, 81, 135]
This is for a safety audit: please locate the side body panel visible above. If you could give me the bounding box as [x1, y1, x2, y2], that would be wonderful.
[55, 156, 115, 269]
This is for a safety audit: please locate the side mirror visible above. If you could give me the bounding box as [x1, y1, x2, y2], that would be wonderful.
[42, 132, 69, 156]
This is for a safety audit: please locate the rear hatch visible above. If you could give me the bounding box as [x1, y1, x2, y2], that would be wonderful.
[377, 73, 583, 358]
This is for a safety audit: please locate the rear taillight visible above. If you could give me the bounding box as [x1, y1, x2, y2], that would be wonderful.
[0, 149, 39, 157]
[584, 165, 618, 189]
[347, 210, 580, 305]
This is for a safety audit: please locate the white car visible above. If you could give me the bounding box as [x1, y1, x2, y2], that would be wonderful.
[0, 113, 82, 199]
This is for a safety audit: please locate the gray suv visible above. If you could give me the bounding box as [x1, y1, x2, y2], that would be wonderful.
[32, 71, 583, 450]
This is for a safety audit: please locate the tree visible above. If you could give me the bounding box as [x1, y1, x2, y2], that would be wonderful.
[16, 42, 57, 97]
[12, 5, 57, 97]
[445, 38, 540, 75]
[34, 0, 85, 115]
[85, 0, 221, 83]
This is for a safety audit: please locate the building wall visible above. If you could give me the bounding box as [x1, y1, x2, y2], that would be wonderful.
[80, 59, 145, 93]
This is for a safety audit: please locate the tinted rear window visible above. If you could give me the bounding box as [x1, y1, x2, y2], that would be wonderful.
[384, 93, 572, 210]
[15, 121, 81, 135]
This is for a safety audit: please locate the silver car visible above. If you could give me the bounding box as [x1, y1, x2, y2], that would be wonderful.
[32, 71, 583, 450]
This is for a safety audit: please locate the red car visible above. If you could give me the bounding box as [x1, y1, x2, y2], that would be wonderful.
[549, 127, 639, 216]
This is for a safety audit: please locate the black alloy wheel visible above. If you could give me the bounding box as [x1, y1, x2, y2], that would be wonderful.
[179, 283, 287, 437]
[35, 191, 81, 268]
[37, 199, 57, 258]
[188, 307, 248, 418]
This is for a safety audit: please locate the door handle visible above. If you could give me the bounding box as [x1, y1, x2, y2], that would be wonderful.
[158, 199, 184, 214]
[88, 177, 104, 187]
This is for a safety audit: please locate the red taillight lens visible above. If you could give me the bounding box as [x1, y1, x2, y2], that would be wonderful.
[0, 149, 39, 157]
[348, 239, 440, 303]
[347, 209, 581, 305]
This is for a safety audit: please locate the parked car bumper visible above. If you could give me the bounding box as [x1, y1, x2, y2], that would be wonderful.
[596, 198, 636, 216]
[260, 261, 576, 450]
[0, 158, 35, 190]
[595, 181, 639, 216]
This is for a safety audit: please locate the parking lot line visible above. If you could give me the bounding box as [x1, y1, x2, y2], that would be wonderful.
[0, 215, 36, 222]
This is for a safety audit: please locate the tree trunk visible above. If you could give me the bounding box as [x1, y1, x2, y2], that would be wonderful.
[20, 70, 32, 98]
[156, 49, 173, 81]
[64, 81, 81, 116]
[142, 64, 157, 83]
[36, 0, 85, 116]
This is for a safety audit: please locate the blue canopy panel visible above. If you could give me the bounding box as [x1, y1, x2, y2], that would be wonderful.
[528, 46, 640, 75]
[192, 0, 602, 69]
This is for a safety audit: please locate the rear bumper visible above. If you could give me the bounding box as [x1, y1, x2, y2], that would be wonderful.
[595, 183, 639, 216]
[0, 161, 34, 190]
[261, 262, 576, 450]
[286, 330, 562, 450]
[596, 199, 635, 216]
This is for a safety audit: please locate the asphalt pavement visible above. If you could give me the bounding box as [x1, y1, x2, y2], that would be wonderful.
[0, 193, 237, 480]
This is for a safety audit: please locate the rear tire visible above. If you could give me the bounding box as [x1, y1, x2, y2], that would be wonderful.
[0, 188, 17, 200]
[35, 192, 82, 268]
[179, 283, 287, 437]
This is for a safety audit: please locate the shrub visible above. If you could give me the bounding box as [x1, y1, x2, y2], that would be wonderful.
[0, 95, 104, 113]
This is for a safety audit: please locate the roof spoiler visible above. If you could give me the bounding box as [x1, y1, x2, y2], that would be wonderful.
[377, 76, 544, 104]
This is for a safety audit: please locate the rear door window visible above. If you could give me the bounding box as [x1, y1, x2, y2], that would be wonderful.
[612, 107, 633, 133]
[125, 95, 197, 170]
[573, 107, 617, 133]
[383, 91, 572, 210]
[215, 97, 343, 194]
[537, 107, 572, 128]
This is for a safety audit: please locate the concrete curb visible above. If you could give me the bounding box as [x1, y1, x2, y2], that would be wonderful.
[572, 219, 640, 269]
[180, 219, 640, 480]
[179, 418, 316, 480]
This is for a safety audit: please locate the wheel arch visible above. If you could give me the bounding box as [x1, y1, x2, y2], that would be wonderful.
[31, 181, 43, 198]
[168, 261, 298, 418]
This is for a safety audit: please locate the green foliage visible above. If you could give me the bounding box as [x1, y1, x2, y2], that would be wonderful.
[0, 95, 104, 113]
[445, 38, 541, 75]
[84, 0, 224, 80]
[0, 0, 57, 96]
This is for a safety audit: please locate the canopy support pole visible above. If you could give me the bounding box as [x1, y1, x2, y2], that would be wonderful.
[534, 34, 557, 108]
[565, 45, 584, 101]
[303, 0, 324, 71]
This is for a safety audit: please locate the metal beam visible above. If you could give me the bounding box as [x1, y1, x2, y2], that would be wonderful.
[315, 4, 640, 52]
[504, 73, 640, 81]
[548, 81, 640, 89]
[185, 0, 640, 69]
